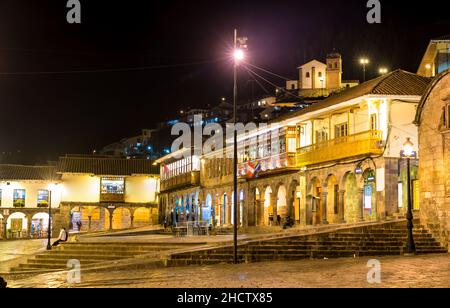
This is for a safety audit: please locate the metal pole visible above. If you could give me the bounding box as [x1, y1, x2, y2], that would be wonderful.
[363, 64, 366, 82]
[233, 29, 239, 264]
[405, 157, 416, 254]
[46, 189, 52, 250]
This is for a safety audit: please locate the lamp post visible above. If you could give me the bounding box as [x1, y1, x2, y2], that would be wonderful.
[232, 29, 247, 264]
[46, 183, 57, 250]
[360, 58, 369, 82]
[401, 138, 416, 255]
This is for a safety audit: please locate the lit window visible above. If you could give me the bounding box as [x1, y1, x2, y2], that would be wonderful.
[13, 189, 26, 207]
[37, 190, 50, 207]
[335, 123, 348, 139]
[370, 114, 378, 131]
[101, 178, 125, 195]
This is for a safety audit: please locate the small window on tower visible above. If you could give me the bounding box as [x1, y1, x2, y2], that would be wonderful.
[318, 72, 322, 78]
[334, 62, 338, 69]
[306, 72, 310, 78]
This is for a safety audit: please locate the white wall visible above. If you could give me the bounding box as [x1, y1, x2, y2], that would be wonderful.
[0, 181, 62, 208]
[385, 101, 419, 158]
[299, 61, 327, 90]
[125, 176, 159, 203]
[60, 174, 100, 203]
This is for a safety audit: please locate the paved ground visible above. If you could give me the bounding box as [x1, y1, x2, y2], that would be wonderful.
[0, 239, 48, 272]
[4, 254, 450, 288]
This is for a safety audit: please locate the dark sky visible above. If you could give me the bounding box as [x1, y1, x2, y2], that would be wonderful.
[0, 0, 448, 164]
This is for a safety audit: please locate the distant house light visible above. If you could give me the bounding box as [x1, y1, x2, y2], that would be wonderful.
[164, 148, 171, 154]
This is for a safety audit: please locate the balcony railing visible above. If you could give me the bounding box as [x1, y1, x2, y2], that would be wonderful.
[297, 130, 383, 167]
[160, 171, 200, 192]
[238, 152, 297, 178]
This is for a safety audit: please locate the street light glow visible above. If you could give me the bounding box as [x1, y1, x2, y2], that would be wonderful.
[234, 49, 244, 61]
[360, 58, 369, 65]
[403, 138, 414, 157]
[379, 68, 388, 74]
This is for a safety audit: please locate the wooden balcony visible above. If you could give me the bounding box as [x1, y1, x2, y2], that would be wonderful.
[160, 171, 200, 192]
[297, 130, 384, 167]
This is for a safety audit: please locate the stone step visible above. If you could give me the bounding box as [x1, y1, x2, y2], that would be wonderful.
[27, 258, 104, 265]
[34, 254, 131, 261]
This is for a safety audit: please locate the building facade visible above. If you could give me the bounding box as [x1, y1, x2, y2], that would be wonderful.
[0, 156, 160, 239]
[415, 68, 450, 248]
[158, 70, 430, 230]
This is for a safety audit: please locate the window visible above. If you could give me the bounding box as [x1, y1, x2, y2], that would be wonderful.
[335, 123, 348, 139]
[370, 114, 378, 131]
[316, 130, 328, 144]
[398, 182, 403, 209]
[334, 62, 338, 69]
[445, 104, 450, 129]
[318, 72, 322, 78]
[305, 72, 310, 78]
[291, 84, 296, 90]
[13, 189, 26, 207]
[101, 178, 125, 195]
[287, 138, 297, 153]
[37, 190, 50, 207]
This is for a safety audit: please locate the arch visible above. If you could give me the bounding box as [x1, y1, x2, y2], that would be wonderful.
[7, 212, 28, 239]
[203, 194, 213, 224]
[220, 192, 228, 226]
[343, 172, 359, 223]
[277, 185, 288, 222]
[112, 207, 132, 230]
[287, 180, 300, 224]
[263, 186, 274, 226]
[362, 168, 377, 221]
[30, 212, 50, 238]
[307, 177, 322, 225]
[133, 207, 151, 228]
[325, 174, 339, 224]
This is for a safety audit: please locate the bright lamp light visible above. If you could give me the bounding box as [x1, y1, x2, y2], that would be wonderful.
[234, 49, 244, 61]
[402, 138, 414, 157]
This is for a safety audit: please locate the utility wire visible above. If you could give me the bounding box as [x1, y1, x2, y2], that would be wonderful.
[244, 62, 291, 81]
[243, 65, 304, 100]
[0, 58, 226, 76]
[244, 68, 271, 95]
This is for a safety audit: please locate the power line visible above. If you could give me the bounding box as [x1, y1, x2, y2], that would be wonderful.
[244, 62, 291, 81]
[244, 68, 271, 95]
[0, 58, 226, 76]
[243, 65, 304, 100]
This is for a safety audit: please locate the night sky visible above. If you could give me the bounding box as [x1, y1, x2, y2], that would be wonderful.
[0, 0, 448, 164]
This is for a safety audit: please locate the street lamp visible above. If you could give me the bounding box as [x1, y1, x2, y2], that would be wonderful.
[379, 67, 388, 75]
[401, 138, 416, 255]
[46, 183, 58, 250]
[232, 29, 247, 265]
[360, 58, 369, 82]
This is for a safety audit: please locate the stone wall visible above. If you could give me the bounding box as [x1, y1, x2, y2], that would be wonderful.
[416, 69, 450, 248]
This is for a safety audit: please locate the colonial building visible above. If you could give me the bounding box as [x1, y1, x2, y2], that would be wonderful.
[0, 155, 159, 239]
[415, 68, 450, 247]
[286, 52, 359, 98]
[158, 70, 431, 230]
[417, 36, 450, 78]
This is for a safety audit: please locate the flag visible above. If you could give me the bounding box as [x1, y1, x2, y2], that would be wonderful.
[246, 161, 255, 178]
[254, 162, 262, 178]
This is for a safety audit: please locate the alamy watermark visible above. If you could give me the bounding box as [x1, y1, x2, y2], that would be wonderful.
[367, 0, 381, 24]
[67, 259, 81, 284]
[66, 0, 81, 24]
[171, 115, 276, 160]
[367, 259, 382, 284]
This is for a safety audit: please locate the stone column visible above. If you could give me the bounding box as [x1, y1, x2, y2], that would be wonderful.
[358, 188, 365, 222]
[322, 192, 329, 224]
[88, 216, 92, 231]
[270, 193, 278, 226]
[339, 190, 346, 223]
[108, 210, 114, 231]
[130, 215, 134, 228]
[27, 215, 32, 238]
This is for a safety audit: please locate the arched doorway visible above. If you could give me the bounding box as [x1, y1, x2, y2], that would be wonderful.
[31, 212, 50, 238]
[133, 207, 151, 228]
[7, 212, 27, 239]
[343, 172, 359, 223]
[325, 175, 339, 224]
[288, 181, 300, 225]
[362, 168, 377, 221]
[0, 214, 4, 239]
[112, 208, 132, 230]
[239, 190, 244, 227]
[264, 186, 274, 226]
[255, 188, 261, 226]
[221, 193, 228, 226]
[204, 194, 213, 224]
[308, 178, 322, 225]
[277, 185, 288, 224]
